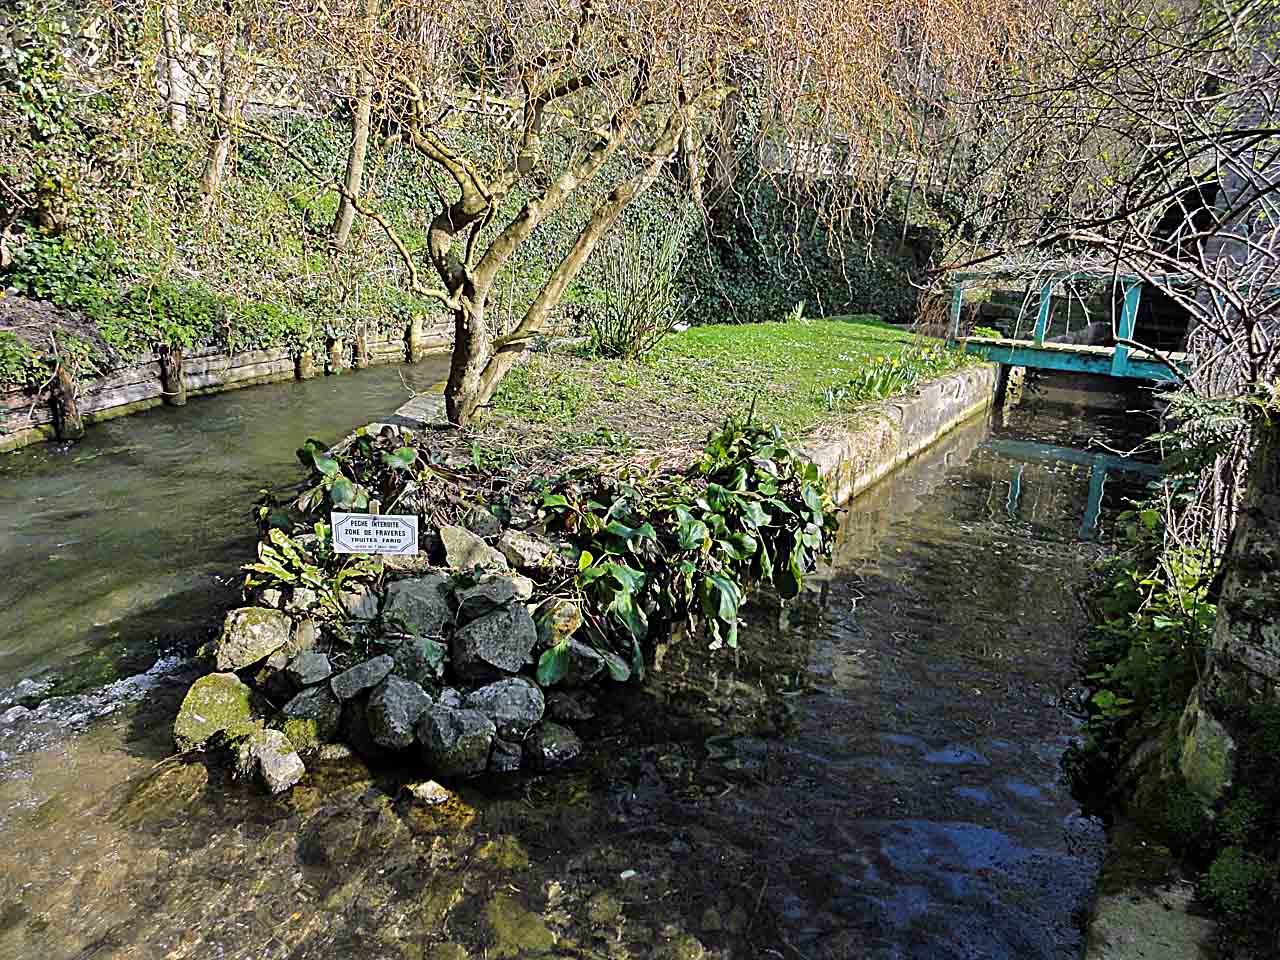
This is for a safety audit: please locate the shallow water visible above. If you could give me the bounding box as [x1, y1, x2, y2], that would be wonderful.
[0, 376, 1159, 959]
[0, 359, 449, 694]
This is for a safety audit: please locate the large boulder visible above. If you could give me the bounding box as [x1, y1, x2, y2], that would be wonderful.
[286, 651, 332, 687]
[173, 673, 254, 751]
[497, 529, 555, 571]
[462, 678, 545, 740]
[452, 604, 538, 680]
[440, 525, 509, 571]
[236, 727, 305, 794]
[212, 607, 290, 671]
[454, 576, 519, 624]
[330, 655, 395, 700]
[523, 722, 583, 771]
[416, 705, 496, 778]
[281, 684, 343, 741]
[383, 575, 453, 637]
[367, 676, 433, 749]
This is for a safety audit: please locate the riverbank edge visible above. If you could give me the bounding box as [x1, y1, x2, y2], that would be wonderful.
[389, 363, 1001, 508]
[0, 321, 453, 454]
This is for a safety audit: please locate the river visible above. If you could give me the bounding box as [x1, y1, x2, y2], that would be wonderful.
[0, 370, 1158, 959]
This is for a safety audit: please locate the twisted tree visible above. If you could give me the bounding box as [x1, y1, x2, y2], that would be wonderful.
[139, 0, 1025, 425]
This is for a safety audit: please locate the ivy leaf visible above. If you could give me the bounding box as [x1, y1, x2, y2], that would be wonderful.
[381, 446, 417, 471]
[312, 454, 340, 478]
[578, 548, 595, 571]
[600, 648, 631, 682]
[537, 642, 570, 686]
[330, 477, 356, 507]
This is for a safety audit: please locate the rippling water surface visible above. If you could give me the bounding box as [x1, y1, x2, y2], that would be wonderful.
[0, 359, 449, 691]
[0, 375, 1160, 959]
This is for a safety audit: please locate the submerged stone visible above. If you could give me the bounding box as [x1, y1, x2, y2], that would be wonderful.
[522, 722, 583, 771]
[404, 779, 452, 805]
[281, 684, 342, 741]
[367, 676, 433, 749]
[330, 655, 395, 700]
[416, 705, 495, 778]
[384, 574, 453, 636]
[462, 678, 545, 740]
[212, 607, 290, 671]
[236, 727, 305, 794]
[482, 892, 556, 958]
[452, 604, 537, 679]
[173, 672, 254, 751]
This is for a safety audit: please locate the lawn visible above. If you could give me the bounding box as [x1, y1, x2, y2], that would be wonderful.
[464, 315, 972, 472]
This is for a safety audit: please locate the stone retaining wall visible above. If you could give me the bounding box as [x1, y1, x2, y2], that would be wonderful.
[0, 316, 453, 454]
[801, 364, 998, 506]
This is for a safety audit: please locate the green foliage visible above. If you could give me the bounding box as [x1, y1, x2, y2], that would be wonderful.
[537, 415, 837, 673]
[824, 341, 978, 409]
[1084, 541, 1214, 738]
[0, 331, 45, 386]
[584, 225, 688, 361]
[1201, 847, 1273, 921]
[294, 428, 434, 516]
[242, 525, 382, 618]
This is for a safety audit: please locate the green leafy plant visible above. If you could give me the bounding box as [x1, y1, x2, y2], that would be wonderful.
[535, 415, 837, 682]
[294, 429, 430, 515]
[242, 525, 381, 616]
[839, 341, 977, 404]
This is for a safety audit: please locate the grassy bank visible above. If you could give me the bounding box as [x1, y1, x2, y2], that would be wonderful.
[462, 316, 976, 472]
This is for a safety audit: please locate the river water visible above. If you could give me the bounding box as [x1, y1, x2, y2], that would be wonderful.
[0, 372, 1158, 960]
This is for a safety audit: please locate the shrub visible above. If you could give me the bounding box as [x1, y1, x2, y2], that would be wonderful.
[585, 227, 688, 360]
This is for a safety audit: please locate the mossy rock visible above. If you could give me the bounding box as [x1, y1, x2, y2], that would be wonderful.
[281, 717, 322, 755]
[482, 893, 556, 958]
[172, 672, 254, 751]
[476, 835, 530, 871]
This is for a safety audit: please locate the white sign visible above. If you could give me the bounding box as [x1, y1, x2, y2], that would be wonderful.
[331, 512, 419, 555]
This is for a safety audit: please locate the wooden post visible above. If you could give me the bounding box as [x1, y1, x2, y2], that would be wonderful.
[51, 363, 85, 441]
[405, 314, 424, 362]
[159, 345, 187, 406]
[326, 336, 345, 375]
[352, 324, 369, 369]
[296, 350, 317, 380]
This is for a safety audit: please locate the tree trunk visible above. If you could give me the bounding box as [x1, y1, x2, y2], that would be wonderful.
[445, 297, 493, 426]
[51, 363, 84, 441]
[332, 1, 378, 250]
[199, 35, 240, 214]
[160, 2, 188, 133]
[326, 336, 345, 375]
[159, 345, 187, 406]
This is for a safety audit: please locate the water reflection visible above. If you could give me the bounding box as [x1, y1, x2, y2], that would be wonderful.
[0, 378, 1157, 959]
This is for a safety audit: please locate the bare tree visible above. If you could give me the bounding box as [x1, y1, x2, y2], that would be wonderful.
[150, 0, 1023, 426]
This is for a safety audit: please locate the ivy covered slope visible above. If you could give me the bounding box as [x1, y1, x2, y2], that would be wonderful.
[173, 415, 838, 793]
[0, 9, 696, 389]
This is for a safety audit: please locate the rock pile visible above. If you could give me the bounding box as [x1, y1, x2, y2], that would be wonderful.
[172, 525, 589, 794]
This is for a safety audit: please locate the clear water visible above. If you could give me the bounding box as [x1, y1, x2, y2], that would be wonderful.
[0, 375, 1159, 960]
[0, 358, 449, 695]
